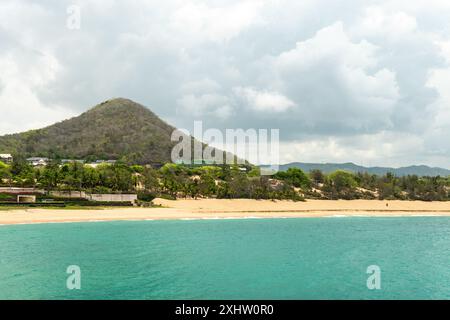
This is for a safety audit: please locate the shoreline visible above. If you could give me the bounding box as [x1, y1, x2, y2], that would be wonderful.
[1, 198, 450, 226]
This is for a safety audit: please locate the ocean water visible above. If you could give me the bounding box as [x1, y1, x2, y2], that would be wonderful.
[1, 217, 450, 300]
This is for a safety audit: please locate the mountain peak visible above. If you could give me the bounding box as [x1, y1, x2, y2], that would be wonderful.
[0, 98, 178, 164]
[89, 98, 150, 113]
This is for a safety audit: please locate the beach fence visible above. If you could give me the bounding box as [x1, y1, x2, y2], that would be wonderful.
[49, 191, 137, 203]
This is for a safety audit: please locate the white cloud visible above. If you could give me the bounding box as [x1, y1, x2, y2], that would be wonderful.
[170, 0, 265, 43]
[0, 46, 75, 135]
[180, 78, 222, 95]
[353, 7, 417, 39]
[233, 87, 295, 113]
[177, 93, 233, 120]
[276, 22, 378, 71]
[269, 22, 399, 133]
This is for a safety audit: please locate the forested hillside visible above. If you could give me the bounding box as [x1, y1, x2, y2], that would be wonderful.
[0, 98, 178, 164]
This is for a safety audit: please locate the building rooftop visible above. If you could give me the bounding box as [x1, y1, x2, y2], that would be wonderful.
[61, 159, 85, 163]
[27, 157, 50, 161]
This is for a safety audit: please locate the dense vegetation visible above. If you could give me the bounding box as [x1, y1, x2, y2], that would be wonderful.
[0, 158, 303, 201]
[309, 170, 450, 201]
[273, 162, 450, 177]
[0, 98, 180, 164]
[1, 158, 450, 201]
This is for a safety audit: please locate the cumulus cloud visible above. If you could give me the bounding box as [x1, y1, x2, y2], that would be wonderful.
[267, 22, 400, 135]
[177, 93, 233, 120]
[1, 0, 450, 167]
[170, 0, 265, 43]
[0, 32, 75, 134]
[233, 87, 295, 113]
[352, 6, 417, 39]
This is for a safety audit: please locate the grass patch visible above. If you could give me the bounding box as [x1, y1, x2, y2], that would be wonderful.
[43, 206, 109, 210]
[0, 206, 23, 211]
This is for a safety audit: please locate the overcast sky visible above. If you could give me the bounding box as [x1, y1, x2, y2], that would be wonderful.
[1, 0, 450, 167]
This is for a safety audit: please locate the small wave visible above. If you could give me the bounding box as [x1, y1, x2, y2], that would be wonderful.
[326, 214, 349, 218]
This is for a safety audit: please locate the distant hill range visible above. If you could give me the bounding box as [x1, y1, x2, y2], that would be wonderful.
[262, 162, 450, 177]
[0, 98, 184, 164]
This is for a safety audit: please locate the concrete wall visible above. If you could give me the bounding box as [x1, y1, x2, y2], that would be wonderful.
[3, 189, 137, 203]
[50, 191, 137, 203]
[0, 187, 45, 194]
[87, 194, 137, 203]
[49, 191, 87, 199]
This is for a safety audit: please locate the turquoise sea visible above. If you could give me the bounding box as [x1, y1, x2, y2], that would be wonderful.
[1, 217, 450, 299]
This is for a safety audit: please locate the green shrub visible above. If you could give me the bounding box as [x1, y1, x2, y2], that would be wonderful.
[137, 192, 156, 202]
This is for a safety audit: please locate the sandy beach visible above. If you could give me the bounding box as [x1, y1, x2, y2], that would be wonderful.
[0, 198, 450, 225]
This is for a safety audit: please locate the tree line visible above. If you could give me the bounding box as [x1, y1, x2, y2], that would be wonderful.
[1, 156, 450, 201]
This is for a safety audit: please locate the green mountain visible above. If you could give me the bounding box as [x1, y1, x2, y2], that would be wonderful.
[263, 162, 450, 177]
[0, 98, 183, 164]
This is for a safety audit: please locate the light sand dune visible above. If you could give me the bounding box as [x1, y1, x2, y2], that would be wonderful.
[0, 199, 450, 226]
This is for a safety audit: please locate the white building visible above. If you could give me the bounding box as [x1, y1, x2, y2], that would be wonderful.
[85, 160, 117, 168]
[27, 157, 50, 167]
[0, 154, 13, 163]
[61, 159, 85, 165]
